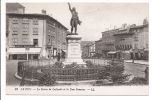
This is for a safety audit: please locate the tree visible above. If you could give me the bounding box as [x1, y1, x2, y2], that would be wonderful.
[98, 59, 130, 84]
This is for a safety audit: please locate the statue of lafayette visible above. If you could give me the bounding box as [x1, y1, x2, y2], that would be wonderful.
[68, 3, 82, 34]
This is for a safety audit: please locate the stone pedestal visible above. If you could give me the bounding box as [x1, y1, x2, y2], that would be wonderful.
[63, 34, 86, 65]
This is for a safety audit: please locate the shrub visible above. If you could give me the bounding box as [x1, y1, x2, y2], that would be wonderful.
[85, 61, 95, 68]
[129, 77, 148, 85]
[64, 62, 79, 68]
[52, 62, 64, 68]
[98, 59, 129, 84]
[144, 67, 149, 82]
[39, 73, 56, 86]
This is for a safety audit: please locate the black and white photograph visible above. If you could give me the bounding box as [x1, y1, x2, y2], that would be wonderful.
[1, 0, 150, 96]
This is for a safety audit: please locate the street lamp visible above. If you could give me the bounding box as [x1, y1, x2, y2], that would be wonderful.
[26, 47, 29, 60]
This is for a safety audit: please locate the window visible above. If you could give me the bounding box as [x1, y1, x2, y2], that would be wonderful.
[134, 44, 138, 49]
[33, 28, 38, 35]
[22, 18, 29, 24]
[137, 29, 140, 33]
[12, 18, 18, 24]
[33, 39, 38, 46]
[12, 38, 18, 45]
[134, 29, 137, 33]
[12, 27, 18, 35]
[134, 34, 138, 41]
[23, 38, 28, 44]
[52, 41, 55, 46]
[146, 43, 149, 48]
[33, 19, 38, 25]
[22, 27, 28, 35]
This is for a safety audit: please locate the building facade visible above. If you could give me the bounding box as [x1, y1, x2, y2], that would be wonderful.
[81, 41, 94, 50]
[88, 43, 95, 57]
[6, 10, 68, 60]
[113, 27, 134, 59]
[6, 3, 25, 51]
[82, 43, 95, 58]
[82, 45, 90, 58]
[101, 28, 119, 58]
[81, 41, 95, 58]
[6, 3, 25, 14]
[130, 23, 149, 60]
[113, 21, 149, 60]
[95, 39, 103, 58]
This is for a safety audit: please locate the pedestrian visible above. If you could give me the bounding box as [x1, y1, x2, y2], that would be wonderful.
[57, 52, 60, 62]
[144, 67, 149, 81]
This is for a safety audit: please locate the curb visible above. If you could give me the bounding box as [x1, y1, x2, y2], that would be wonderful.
[15, 72, 39, 81]
[15, 72, 97, 84]
[124, 62, 149, 65]
[56, 80, 97, 84]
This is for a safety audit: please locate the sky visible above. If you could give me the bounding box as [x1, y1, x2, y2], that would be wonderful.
[20, 2, 149, 41]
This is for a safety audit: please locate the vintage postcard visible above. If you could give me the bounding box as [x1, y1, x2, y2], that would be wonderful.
[3, 0, 149, 96]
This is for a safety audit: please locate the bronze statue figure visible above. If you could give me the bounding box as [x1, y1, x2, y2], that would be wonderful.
[68, 3, 82, 34]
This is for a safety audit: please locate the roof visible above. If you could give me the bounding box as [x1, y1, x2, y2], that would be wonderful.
[130, 25, 144, 29]
[6, 3, 25, 13]
[6, 13, 68, 30]
[95, 39, 102, 42]
[113, 32, 134, 36]
[81, 41, 95, 48]
[102, 28, 120, 33]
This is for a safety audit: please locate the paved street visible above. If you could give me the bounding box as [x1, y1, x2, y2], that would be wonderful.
[124, 60, 149, 65]
[124, 62, 148, 78]
[6, 59, 148, 86]
[6, 60, 21, 86]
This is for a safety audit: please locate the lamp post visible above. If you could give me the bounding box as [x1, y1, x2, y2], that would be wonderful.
[26, 47, 29, 60]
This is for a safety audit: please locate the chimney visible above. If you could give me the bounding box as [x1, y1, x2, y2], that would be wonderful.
[122, 23, 127, 29]
[114, 26, 117, 29]
[143, 18, 148, 25]
[42, 9, 46, 15]
[130, 24, 136, 27]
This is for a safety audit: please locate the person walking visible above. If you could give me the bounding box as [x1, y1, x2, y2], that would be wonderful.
[57, 52, 60, 62]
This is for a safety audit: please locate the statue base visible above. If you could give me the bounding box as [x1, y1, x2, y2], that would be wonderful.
[67, 33, 78, 35]
[63, 34, 86, 66]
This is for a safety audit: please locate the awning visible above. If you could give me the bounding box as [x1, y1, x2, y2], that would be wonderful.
[144, 49, 149, 51]
[108, 51, 116, 54]
[62, 49, 66, 53]
[7, 48, 41, 54]
[121, 51, 130, 53]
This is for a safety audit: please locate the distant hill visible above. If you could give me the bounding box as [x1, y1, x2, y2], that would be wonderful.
[81, 41, 95, 49]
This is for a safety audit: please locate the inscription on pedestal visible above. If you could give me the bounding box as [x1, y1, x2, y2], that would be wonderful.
[71, 45, 79, 55]
[64, 34, 86, 65]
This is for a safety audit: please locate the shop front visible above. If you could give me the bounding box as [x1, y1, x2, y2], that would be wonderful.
[107, 51, 117, 59]
[132, 49, 145, 60]
[7, 47, 41, 60]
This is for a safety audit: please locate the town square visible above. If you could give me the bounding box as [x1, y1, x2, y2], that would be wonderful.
[5, 2, 149, 91]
